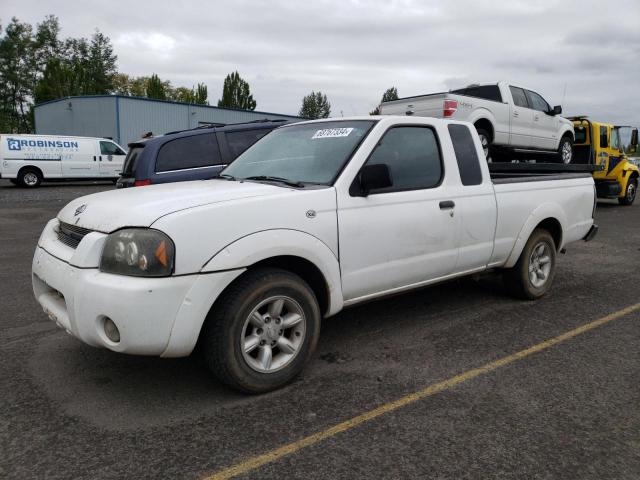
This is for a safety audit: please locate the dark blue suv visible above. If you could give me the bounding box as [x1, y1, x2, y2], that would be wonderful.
[116, 119, 288, 188]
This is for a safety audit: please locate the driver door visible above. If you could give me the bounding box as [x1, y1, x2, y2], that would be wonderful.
[337, 125, 460, 302]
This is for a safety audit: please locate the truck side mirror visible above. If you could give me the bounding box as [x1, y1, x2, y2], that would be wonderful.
[352, 164, 393, 196]
[631, 128, 638, 147]
[552, 105, 562, 115]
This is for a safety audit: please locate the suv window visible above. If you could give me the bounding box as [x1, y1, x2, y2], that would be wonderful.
[155, 133, 221, 172]
[451, 85, 502, 102]
[100, 141, 126, 155]
[600, 126, 608, 148]
[448, 124, 483, 186]
[122, 146, 144, 175]
[509, 86, 529, 108]
[525, 90, 550, 112]
[226, 129, 271, 158]
[365, 126, 442, 193]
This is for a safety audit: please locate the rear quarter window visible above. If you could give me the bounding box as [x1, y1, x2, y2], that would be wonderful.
[448, 124, 483, 186]
[155, 133, 222, 172]
[122, 146, 144, 175]
[225, 128, 271, 158]
[451, 85, 502, 102]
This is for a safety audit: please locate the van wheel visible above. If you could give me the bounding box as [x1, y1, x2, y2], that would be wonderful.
[618, 177, 637, 205]
[503, 228, 556, 300]
[201, 268, 321, 393]
[476, 128, 491, 161]
[558, 136, 573, 164]
[18, 168, 42, 188]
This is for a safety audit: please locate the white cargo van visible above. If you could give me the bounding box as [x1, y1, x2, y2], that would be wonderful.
[0, 134, 127, 187]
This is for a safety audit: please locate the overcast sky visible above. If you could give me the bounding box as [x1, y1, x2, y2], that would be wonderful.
[4, 0, 640, 123]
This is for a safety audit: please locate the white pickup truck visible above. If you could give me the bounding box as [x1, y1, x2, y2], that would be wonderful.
[379, 82, 575, 164]
[32, 116, 597, 393]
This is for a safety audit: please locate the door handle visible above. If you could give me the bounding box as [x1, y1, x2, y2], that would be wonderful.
[93, 156, 96, 161]
[439, 200, 455, 209]
[534, 115, 539, 121]
[99, 156, 102, 161]
[513, 111, 519, 117]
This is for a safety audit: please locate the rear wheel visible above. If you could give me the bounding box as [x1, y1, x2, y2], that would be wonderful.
[201, 268, 321, 393]
[18, 168, 42, 188]
[503, 228, 557, 300]
[476, 128, 491, 161]
[558, 136, 573, 164]
[618, 177, 637, 205]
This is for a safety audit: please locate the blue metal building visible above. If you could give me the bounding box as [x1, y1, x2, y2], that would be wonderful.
[34, 95, 302, 147]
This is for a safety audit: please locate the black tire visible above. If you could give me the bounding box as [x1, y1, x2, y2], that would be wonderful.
[476, 128, 492, 161]
[201, 268, 321, 393]
[503, 228, 557, 300]
[618, 177, 637, 206]
[18, 168, 42, 188]
[557, 136, 573, 164]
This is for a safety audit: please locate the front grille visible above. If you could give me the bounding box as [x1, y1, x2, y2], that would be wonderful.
[57, 221, 93, 249]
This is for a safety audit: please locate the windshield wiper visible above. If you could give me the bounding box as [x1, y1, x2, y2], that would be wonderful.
[218, 173, 235, 181]
[242, 175, 305, 188]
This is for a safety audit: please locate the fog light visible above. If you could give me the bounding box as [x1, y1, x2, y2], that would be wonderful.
[103, 317, 120, 343]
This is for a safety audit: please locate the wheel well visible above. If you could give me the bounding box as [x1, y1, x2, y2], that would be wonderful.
[536, 218, 562, 251]
[474, 119, 494, 142]
[248, 256, 330, 315]
[18, 165, 43, 178]
[561, 131, 574, 142]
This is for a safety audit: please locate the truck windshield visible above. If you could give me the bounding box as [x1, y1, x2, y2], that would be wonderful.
[221, 120, 375, 185]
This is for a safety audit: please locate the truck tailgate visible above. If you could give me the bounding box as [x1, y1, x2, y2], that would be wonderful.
[379, 93, 447, 117]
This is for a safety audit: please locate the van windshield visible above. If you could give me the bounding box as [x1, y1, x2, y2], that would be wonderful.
[221, 120, 375, 185]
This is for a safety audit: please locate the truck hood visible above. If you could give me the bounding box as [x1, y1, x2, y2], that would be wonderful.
[57, 179, 289, 232]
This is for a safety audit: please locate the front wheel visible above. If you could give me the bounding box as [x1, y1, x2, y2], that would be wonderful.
[558, 136, 573, 164]
[201, 268, 321, 393]
[618, 177, 637, 205]
[503, 228, 557, 300]
[18, 168, 42, 188]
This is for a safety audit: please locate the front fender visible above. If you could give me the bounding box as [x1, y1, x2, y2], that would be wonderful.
[503, 203, 567, 268]
[202, 229, 344, 316]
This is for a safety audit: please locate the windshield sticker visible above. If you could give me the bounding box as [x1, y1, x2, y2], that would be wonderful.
[312, 128, 353, 139]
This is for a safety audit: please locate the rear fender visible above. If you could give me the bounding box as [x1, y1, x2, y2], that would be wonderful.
[503, 203, 567, 268]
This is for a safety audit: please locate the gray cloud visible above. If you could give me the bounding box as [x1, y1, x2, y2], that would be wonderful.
[3, 0, 640, 123]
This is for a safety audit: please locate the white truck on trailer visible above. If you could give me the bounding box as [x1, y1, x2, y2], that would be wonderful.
[0, 134, 127, 187]
[32, 116, 597, 393]
[379, 82, 575, 163]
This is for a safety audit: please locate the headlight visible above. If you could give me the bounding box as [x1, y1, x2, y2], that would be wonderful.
[100, 228, 175, 277]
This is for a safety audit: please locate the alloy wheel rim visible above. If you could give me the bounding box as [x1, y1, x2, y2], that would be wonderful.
[241, 295, 306, 373]
[528, 242, 552, 288]
[480, 134, 489, 159]
[24, 172, 38, 186]
[562, 141, 572, 164]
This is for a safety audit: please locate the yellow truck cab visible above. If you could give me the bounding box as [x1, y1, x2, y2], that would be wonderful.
[571, 117, 639, 205]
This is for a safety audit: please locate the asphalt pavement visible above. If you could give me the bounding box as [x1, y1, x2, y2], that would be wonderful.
[1, 179, 638, 480]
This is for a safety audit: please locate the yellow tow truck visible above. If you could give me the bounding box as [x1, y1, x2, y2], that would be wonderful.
[571, 117, 639, 205]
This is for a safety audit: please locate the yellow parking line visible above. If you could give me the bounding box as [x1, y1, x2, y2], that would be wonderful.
[204, 302, 640, 480]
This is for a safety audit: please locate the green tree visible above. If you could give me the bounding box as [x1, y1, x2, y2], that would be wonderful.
[370, 86, 399, 115]
[173, 86, 194, 103]
[194, 82, 208, 105]
[146, 73, 167, 100]
[217, 71, 256, 110]
[0, 17, 37, 132]
[299, 91, 331, 119]
[86, 30, 117, 94]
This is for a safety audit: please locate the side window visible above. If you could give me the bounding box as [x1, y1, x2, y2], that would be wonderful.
[509, 86, 529, 108]
[225, 129, 271, 159]
[448, 124, 483, 186]
[100, 141, 126, 155]
[600, 126, 608, 148]
[156, 133, 221, 172]
[611, 128, 620, 150]
[525, 90, 550, 112]
[460, 85, 502, 102]
[365, 126, 442, 193]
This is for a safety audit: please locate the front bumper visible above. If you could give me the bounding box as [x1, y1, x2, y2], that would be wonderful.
[32, 223, 244, 357]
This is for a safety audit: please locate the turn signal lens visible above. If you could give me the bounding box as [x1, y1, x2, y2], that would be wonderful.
[155, 240, 168, 267]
